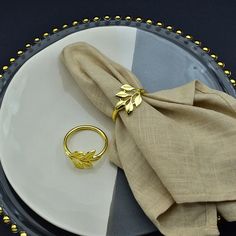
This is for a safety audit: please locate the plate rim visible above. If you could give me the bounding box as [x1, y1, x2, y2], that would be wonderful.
[0, 15, 235, 236]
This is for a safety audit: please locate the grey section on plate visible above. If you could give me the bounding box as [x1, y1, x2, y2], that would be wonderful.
[106, 28, 234, 236]
[106, 169, 157, 236]
[133, 29, 224, 93]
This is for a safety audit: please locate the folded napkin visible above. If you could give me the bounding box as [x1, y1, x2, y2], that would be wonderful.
[60, 42, 236, 236]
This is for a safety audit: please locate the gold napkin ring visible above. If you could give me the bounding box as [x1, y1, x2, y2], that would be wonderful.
[112, 84, 145, 121]
[63, 125, 108, 169]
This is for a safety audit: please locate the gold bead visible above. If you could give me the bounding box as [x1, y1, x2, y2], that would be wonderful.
[82, 18, 89, 24]
[125, 16, 132, 21]
[194, 40, 201, 46]
[9, 58, 15, 63]
[114, 15, 121, 21]
[166, 25, 173, 31]
[210, 54, 218, 60]
[146, 19, 153, 25]
[62, 24, 68, 29]
[25, 43, 31, 48]
[0, 207, 3, 214]
[217, 61, 225, 68]
[43, 32, 49, 38]
[17, 50, 23, 56]
[176, 29, 183, 35]
[104, 15, 110, 21]
[230, 79, 236, 84]
[0, 74, 3, 79]
[3, 215, 10, 224]
[135, 17, 142, 23]
[11, 224, 18, 233]
[185, 35, 193, 40]
[34, 38, 40, 43]
[2, 66, 8, 71]
[52, 28, 59, 33]
[19, 232, 27, 236]
[72, 21, 78, 26]
[202, 47, 210, 53]
[93, 16, 100, 22]
[224, 69, 231, 76]
[156, 21, 163, 27]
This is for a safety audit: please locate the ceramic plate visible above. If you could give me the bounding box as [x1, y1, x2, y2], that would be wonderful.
[0, 18, 235, 236]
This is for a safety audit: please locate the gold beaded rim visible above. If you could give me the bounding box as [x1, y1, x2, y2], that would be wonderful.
[93, 16, 100, 22]
[135, 17, 142, 23]
[156, 21, 164, 27]
[104, 15, 111, 21]
[82, 18, 90, 24]
[115, 15, 121, 21]
[185, 35, 193, 40]
[125, 16, 132, 21]
[194, 40, 202, 46]
[0, 15, 230, 234]
[0, 206, 27, 235]
[166, 25, 173, 31]
[146, 19, 153, 25]
[1, 15, 234, 88]
[176, 29, 183, 35]
[52, 28, 59, 33]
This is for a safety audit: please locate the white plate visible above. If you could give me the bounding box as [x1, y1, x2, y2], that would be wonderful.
[0, 26, 137, 236]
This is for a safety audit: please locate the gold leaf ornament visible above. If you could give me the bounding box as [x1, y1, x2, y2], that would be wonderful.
[134, 94, 142, 106]
[116, 91, 130, 98]
[112, 84, 145, 121]
[69, 150, 96, 169]
[125, 100, 134, 114]
[121, 84, 136, 91]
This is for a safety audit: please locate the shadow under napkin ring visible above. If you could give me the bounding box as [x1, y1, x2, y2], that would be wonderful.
[63, 125, 108, 169]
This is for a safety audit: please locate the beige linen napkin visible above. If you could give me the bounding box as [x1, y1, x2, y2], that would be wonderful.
[60, 42, 236, 236]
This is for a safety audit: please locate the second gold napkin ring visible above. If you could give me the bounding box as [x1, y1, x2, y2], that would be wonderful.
[63, 125, 108, 169]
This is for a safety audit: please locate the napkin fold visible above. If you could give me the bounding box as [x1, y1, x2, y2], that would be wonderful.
[60, 42, 236, 236]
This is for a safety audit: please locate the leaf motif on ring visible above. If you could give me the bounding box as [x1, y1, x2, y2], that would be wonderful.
[113, 84, 144, 120]
[69, 150, 96, 169]
[121, 84, 136, 91]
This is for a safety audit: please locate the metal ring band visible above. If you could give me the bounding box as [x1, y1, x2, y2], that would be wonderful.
[63, 125, 108, 161]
